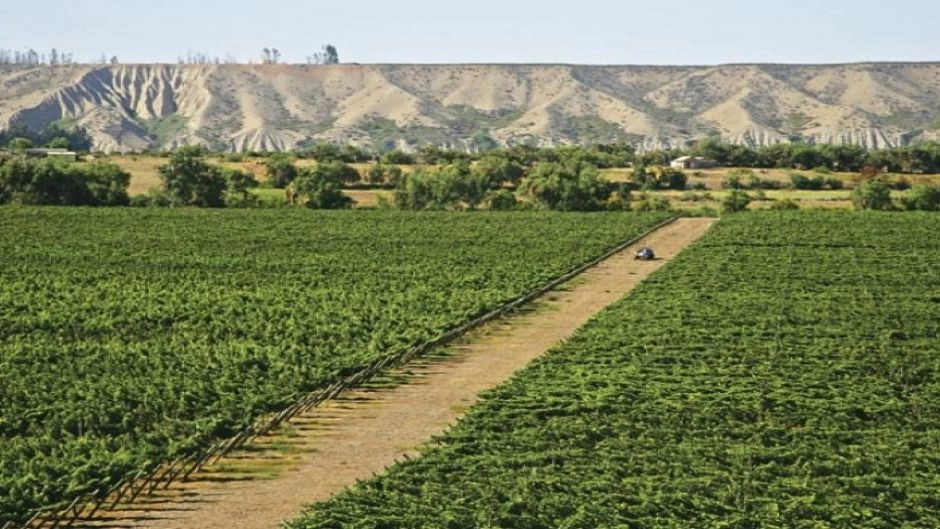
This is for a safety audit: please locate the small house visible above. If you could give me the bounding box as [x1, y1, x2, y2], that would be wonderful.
[25, 148, 78, 161]
[670, 156, 717, 170]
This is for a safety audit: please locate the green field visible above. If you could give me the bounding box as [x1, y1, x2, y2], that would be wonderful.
[291, 212, 940, 529]
[0, 209, 670, 522]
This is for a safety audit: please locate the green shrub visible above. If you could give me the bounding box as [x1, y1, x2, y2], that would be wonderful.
[901, 184, 940, 211]
[852, 179, 893, 210]
[721, 189, 751, 213]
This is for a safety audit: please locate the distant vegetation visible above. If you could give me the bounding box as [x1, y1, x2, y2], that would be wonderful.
[3, 135, 940, 211]
[0, 45, 341, 66]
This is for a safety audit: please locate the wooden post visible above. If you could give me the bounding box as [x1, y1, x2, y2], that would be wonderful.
[164, 453, 197, 489]
[104, 479, 127, 511]
[110, 472, 140, 509]
[47, 504, 67, 529]
[23, 510, 45, 529]
[80, 489, 105, 521]
[183, 443, 217, 481]
[147, 460, 177, 496]
[126, 469, 154, 504]
[211, 436, 239, 465]
[62, 491, 94, 527]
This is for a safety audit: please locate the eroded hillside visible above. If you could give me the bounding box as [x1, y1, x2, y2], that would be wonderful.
[1, 63, 939, 152]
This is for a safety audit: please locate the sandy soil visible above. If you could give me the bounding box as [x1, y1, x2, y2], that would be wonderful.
[76, 218, 716, 529]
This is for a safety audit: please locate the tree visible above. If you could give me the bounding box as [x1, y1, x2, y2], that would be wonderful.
[8, 137, 33, 152]
[632, 163, 655, 189]
[0, 159, 130, 206]
[157, 146, 226, 207]
[323, 45, 339, 64]
[852, 179, 893, 210]
[316, 161, 361, 185]
[655, 166, 687, 190]
[264, 154, 298, 188]
[223, 168, 259, 207]
[308, 44, 340, 65]
[288, 165, 353, 209]
[47, 137, 71, 149]
[367, 163, 403, 186]
[261, 48, 281, 64]
[519, 162, 612, 211]
[475, 155, 525, 188]
[77, 162, 131, 206]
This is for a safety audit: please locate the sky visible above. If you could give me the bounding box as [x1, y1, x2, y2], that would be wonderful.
[2, 0, 939, 65]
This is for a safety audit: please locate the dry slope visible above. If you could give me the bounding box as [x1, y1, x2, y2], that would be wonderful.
[2, 63, 939, 152]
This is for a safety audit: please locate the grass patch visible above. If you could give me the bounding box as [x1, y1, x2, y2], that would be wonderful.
[142, 114, 188, 148]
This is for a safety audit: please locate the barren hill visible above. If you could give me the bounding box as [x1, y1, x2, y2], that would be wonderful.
[2, 63, 939, 152]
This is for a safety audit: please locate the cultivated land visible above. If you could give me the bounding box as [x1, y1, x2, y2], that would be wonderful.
[76, 218, 715, 529]
[3, 63, 940, 152]
[0, 209, 670, 523]
[290, 211, 940, 529]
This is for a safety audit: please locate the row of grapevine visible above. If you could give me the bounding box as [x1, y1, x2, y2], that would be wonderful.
[0, 208, 671, 523]
[291, 211, 940, 529]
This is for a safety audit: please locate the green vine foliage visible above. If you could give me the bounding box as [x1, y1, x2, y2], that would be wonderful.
[0, 208, 668, 522]
[292, 211, 940, 529]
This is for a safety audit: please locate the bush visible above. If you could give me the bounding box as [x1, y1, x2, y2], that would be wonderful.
[901, 184, 940, 211]
[604, 190, 633, 211]
[722, 173, 743, 190]
[790, 173, 824, 190]
[659, 167, 688, 190]
[851, 179, 893, 210]
[485, 189, 518, 211]
[769, 199, 800, 210]
[824, 177, 844, 190]
[633, 193, 671, 212]
[0, 158, 130, 206]
[721, 189, 751, 213]
[380, 150, 416, 165]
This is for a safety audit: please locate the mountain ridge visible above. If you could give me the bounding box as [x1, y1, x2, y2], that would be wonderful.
[2, 62, 939, 152]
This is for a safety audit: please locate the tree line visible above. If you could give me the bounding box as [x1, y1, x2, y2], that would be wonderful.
[0, 45, 340, 66]
[215, 139, 940, 175]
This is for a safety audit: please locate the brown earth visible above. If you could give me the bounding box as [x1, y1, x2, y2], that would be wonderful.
[78, 218, 716, 529]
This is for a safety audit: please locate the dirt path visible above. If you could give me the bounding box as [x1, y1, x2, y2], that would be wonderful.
[83, 217, 716, 529]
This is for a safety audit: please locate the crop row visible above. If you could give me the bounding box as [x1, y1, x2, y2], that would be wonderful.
[0, 208, 671, 521]
[291, 211, 940, 529]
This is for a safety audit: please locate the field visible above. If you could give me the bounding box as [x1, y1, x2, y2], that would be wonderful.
[0, 208, 671, 522]
[291, 211, 940, 529]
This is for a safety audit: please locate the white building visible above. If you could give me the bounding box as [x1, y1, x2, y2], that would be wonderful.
[670, 156, 717, 170]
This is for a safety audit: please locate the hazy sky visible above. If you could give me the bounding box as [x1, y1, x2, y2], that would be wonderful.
[3, 0, 938, 65]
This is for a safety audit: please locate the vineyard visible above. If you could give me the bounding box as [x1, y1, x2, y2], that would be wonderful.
[291, 211, 940, 529]
[0, 208, 671, 522]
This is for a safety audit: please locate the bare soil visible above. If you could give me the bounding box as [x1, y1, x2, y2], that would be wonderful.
[79, 217, 716, 529]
